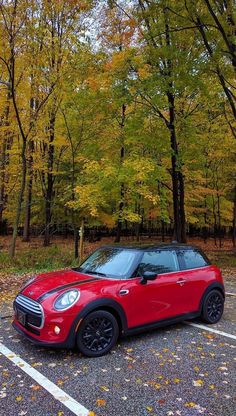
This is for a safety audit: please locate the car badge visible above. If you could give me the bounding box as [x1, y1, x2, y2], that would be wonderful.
[29, 291, 34, 295]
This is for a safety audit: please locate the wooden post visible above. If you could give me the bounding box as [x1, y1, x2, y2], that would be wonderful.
[79, 218, 85, 262]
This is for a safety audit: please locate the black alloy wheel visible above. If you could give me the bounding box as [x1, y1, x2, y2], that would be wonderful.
[77, 310, 119, 357]
[201, 290, 224, 324]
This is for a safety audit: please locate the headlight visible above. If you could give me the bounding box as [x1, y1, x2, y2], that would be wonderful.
[54, 289, 80, 311]
[20, 276, 36, 290]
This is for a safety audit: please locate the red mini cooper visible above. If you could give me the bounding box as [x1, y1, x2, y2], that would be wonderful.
[13, 244, 225, 357]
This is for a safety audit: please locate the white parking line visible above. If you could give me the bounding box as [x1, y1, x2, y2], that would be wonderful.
[185, 322, 236, 340]
[0, 343, 89, 416]
[226, 292, 236, 297]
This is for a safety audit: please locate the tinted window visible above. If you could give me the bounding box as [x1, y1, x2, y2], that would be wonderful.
[178, 250, 208, 270]
[76, 248, 139, 279]
[138, 250, 179, 275]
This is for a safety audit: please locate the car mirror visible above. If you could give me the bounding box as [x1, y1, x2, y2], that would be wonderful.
[140, 271, 157, 285]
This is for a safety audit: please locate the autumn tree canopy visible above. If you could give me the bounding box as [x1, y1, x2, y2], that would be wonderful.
[0, 0, 235, 256]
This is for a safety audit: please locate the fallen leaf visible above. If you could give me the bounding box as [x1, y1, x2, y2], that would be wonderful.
[193, 379, 204, 387]
[16, 396, 22, 402]
[100, 386, 109, 392]
[185, 402, 196, 408]
[173, 378, 181, 383]
[96, 399, 106, 407]
[30, 385, 41, 391]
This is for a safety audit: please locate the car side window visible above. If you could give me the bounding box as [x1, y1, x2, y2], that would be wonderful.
[178, 249, 209, 270]
[137, 250, 179, 276]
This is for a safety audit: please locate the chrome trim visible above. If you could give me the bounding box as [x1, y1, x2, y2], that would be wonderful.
[176, 279, 187, 285]
[153, 265, 209, 276]
[53, 289, 80, 311]
[119, 289, 129, 295]
[15, 294, 44, 329]
[16, 298, 41, 314]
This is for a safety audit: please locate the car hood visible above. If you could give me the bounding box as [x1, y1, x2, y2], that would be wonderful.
[21, 269, 103, 302]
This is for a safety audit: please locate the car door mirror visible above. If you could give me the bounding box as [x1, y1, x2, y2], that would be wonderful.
[140, 271, 157, 285]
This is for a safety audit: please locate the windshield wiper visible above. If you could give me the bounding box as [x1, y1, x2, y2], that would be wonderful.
[73, 268, 107, 277]
[84, 270, 107, 277]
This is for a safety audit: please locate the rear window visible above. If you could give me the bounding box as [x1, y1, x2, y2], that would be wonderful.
[178, 249, 209, 270]
[138, 250, 179, 275]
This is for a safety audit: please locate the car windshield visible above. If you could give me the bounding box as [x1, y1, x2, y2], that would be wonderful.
[75, 248, 140, 279]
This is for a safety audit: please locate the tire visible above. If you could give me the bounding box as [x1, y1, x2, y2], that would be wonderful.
[77, 310, 119, 357]
[201, 290, 224, 324]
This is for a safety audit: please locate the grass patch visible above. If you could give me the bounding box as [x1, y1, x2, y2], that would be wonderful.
[0, 244, 80, 274]
[207, 251, 236, 269]
[1, 236, 236, 275]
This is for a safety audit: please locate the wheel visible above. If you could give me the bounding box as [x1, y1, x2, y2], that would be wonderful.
[201, 290, 224, 324]
[77, 310, 119, 357]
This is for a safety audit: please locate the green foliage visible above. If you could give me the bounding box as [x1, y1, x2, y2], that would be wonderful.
[0, 244, 79, 274]
[0, 0, 235, 251]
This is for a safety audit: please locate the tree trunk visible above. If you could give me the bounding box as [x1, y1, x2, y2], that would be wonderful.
[115, 104, 126, 243]
[23, 140, 34, 242]
[9, 15, 28, 257]
[216, 173, 222, 248]
[0, 87, 11, 235]
[161, 219, 165, 242]
[114, 195, 124, 243]
[9, 139, 27, 257]
[74, 227, 79, 259]
[0, 143, 7, 231]
[168, 92, 185, 242]
[217, 192, 222, 248]
[43, 111, 55, 246]
[203, 196, 208, 244]
[79, 218, 85, 261]
[212, 195, 218, 247]
[179, 170, 187, 243]
[203, 165, 208, 243]
[232, 186, 236, 247]
[165, 12, 186, 244]
[135, 222, 141, 242]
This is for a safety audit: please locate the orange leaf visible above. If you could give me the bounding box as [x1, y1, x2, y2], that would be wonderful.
[31, 385, 41, 391]
[96, 399, 106, 407]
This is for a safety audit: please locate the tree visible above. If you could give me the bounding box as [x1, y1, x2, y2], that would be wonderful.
[0, 0, 54, 256]
[132, 0, 205, 242]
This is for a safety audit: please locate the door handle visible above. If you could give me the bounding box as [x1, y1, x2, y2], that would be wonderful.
[176, 279, 186, 286]
[119, 289, 129, 295]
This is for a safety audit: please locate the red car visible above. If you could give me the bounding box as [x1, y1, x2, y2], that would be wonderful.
[13, 244, 225, 357]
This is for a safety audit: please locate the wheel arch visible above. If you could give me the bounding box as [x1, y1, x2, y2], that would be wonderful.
[199, 282, 225, 312]
[74, 298, 128, 336]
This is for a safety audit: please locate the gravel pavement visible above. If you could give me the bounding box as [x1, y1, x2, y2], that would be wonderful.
[0, 280, 235, 416]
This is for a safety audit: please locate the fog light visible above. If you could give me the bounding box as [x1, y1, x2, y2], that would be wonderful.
[54, 325, 61, 335]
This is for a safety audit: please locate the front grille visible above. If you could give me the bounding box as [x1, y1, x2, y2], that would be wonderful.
[15, 294, 44, 329]
[15, 295, 42, 314]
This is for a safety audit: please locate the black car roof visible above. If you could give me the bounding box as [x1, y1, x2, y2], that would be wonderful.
[100, 243, 201, 251]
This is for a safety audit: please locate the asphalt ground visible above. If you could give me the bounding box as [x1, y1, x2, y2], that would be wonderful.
[0, 279, 235, 416]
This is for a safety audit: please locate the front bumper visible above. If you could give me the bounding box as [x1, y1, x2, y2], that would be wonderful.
[13, 294, 81, 348]
[12, 320, 76, 348]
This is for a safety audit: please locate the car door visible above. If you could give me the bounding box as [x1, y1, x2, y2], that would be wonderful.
[117, 249, 188, 329]
[176, 248, 211, 312]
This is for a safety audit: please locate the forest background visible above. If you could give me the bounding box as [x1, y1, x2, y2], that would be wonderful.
[0, 0, 235, 276]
